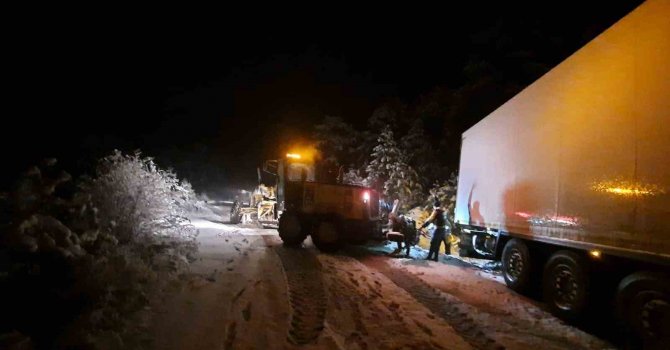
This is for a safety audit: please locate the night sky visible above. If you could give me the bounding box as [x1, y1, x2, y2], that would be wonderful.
[4, 2, 642, 192]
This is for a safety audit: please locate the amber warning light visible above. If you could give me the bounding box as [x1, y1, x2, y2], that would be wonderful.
[286, 153, 301, 159]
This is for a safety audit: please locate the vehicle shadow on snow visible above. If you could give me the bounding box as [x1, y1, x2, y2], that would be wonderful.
[397, 256, 475, 269]
[344, 241, 481, 271]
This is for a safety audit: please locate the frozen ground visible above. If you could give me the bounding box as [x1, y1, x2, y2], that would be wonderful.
[144, 204, 617, 350]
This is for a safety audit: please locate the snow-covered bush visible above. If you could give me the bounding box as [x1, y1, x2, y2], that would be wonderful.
[0, 154, 199, 349]
[314, 115, 363, 166]
[82, 150, 197, 246]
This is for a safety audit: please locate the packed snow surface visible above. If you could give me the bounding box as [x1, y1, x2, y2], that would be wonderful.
[145, 206, 615, 349]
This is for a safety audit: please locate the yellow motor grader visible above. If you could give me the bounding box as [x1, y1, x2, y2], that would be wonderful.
[229, 183, 278, 227]
[233, 152, 383, 251]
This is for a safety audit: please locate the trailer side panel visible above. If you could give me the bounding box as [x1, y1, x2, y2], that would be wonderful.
[454, 0, 670, 260]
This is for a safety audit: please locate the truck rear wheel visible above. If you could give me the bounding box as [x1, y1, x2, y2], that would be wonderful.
[502, 238, 532, 293]
[616, 272, 670, 345]
[278, 212, 306, 246]
[311, 219, 342, 252]
[543, 250, 589, 320]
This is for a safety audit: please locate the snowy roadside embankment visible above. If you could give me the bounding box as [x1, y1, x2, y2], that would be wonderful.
[0, 153, 200, 350]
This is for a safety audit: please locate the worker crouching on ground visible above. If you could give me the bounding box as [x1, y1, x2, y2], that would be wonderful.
[420, 200, 449, 261]
[386, 213, 418, 257]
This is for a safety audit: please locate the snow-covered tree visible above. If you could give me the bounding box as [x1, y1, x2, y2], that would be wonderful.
[425, 171, 459, 226]
[366, 126, 399, 190]
[366, 126, 423, 210]
[314, 116, 361, 167]
[368, 104, 399, 133]
[341, 167, 367, 186]
[361, 103, 408, 168]
[401, 119, 442, 188]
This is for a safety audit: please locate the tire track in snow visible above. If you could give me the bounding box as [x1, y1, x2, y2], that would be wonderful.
[358, 256, 504, 350]
[261, 235, 326, 345]
[320, 255, 455, 350]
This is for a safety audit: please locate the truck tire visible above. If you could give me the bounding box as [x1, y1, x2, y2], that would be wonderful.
[230, 201, 242, 224]
[311, 219, 342, 253]
[502, 238, 532, 293]
[616, 272, 670, 345]
[543, 250, 589, 321]
[278, 212, 306, 246]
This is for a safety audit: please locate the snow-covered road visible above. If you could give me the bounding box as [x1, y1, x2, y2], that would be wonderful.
[146, 209, 616, 350]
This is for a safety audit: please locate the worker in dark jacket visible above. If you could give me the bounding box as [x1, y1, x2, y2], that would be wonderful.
[420, 200, 448, 261]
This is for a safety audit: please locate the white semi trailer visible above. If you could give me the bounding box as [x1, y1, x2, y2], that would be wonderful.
[454, 0, 669, 344]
